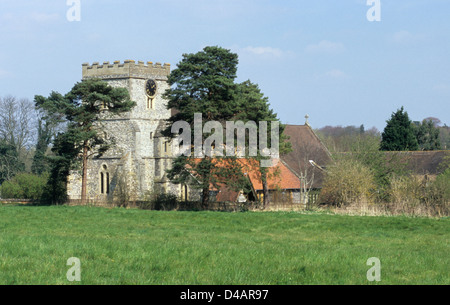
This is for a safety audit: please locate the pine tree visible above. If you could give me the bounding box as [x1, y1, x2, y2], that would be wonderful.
[380, 107, 418, 151]
[32, 92, 66, 175]
[35, 79, 136, 204]
[31, 120, 51, 175]
[163, 46, 289, 208]
[163, 46, 241, 208]
[234, 80, 291, 206]
[0, 139, 24, 184]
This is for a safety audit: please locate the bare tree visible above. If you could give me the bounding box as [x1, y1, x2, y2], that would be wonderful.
[0, 145, 20, 183]
[288, 142, 325, 206]
[423, 117, 442, 127]
[0, 95, 37, 154]
[0, 96, 37, 180]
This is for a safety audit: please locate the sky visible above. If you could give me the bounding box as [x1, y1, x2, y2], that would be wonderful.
[0, 0, 449, 131]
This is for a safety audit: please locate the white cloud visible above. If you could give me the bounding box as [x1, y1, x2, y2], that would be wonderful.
[305, 40, 345, 54]
[243, 46, 285, 58]
[432, 84, 450, 95]
[234, 45, 295, 61]
[0, 69, 10, 78]
[391, 30, 414, 43]
[325, 69, 347, 79]
[390, 30, 423, 45]
[314, 69, 348, 81]
[0, 11, 60, 33]
[29, 12, 60, 23]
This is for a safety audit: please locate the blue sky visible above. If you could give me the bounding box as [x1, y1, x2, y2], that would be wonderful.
[0, 0, 449, 131]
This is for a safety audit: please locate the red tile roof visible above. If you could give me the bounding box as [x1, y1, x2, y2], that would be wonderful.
[214, 184, 241, 202]
[190, 157, 301, 192]
[239, 158, 301, 191]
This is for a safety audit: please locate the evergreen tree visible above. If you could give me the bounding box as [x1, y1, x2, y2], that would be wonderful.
[380, 107, 418, 151]
[31, 119, 52, 175]
[0, 139, 24, 184]
[40, 126, 78, 204]
[163, 46, 241, 208]
[234, 80, 291, 206]
[414, 119, 441, 151]
[32, 92, 66, 175]
[35, 79, 136, 204]
[163, 46, 289, 208]
[163, 46, 240, 126]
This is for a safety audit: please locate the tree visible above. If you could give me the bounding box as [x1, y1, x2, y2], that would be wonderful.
[164, 46, 240, 125]
[0, 139, 24, 184]
[414, 119, 441, 151]
[233, 80, 290, 206]
[359, 124, 365, 135]
[439, 124, 450, 150]
[319, 157, 376, 207]
[0, 95, 36, 154]
[30, 119, 52, 175]
[284, 139, 323, 206]
[0, 95, 36, 178]
[39, 129, 76, 204]
[35, 79, 136, 204]
[0, 172, 48, 200]
[163, 46, 242, 208]
[423, 117, 441, 127]
[346, 133, 410, 201]
[315, 125, 381, 153]
[163, 46, 287, 208]
[32, 92, 66, 175]
[380, 107, 418, 151]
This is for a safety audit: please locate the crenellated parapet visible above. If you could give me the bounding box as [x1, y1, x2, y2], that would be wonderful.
[82, 60, 171, 80]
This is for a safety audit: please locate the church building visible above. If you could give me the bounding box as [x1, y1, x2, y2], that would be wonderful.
[66, 60, 331, 206]
[67, 60, 182, 203]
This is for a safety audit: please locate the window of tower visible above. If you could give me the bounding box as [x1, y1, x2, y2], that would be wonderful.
[100, 164, 110, 194]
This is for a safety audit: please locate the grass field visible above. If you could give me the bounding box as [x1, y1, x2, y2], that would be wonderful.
[0, 204, 448, 285]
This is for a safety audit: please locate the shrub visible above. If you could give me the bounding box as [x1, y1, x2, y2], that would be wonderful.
[319, 158, 376, 207]
[389, 174, 422, 206]
[0, 173, 49, 201]
[428, 169, 450, 214]
[388, 171, 449, 216]
[141, 191, 179, 211]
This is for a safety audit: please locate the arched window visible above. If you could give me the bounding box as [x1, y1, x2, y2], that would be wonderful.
[147, 97, 154, 109]
[100, 164, 110, 194]
[181, 184, 188, 202]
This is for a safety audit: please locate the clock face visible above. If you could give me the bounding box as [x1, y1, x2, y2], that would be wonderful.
[145, 79, 157, 97]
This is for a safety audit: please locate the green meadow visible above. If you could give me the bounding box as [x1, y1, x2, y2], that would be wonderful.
[0, 204, 448, 285]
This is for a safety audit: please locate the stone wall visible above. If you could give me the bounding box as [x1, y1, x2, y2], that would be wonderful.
[67, 59, 183, 203]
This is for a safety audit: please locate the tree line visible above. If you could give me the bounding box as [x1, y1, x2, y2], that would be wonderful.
[316, 108, 448, 154]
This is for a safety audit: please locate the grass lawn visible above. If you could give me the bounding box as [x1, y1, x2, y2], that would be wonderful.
[0, 204, 448, 285]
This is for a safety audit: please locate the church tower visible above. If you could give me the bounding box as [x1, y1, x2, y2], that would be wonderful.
[67, 60, 176, 203]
